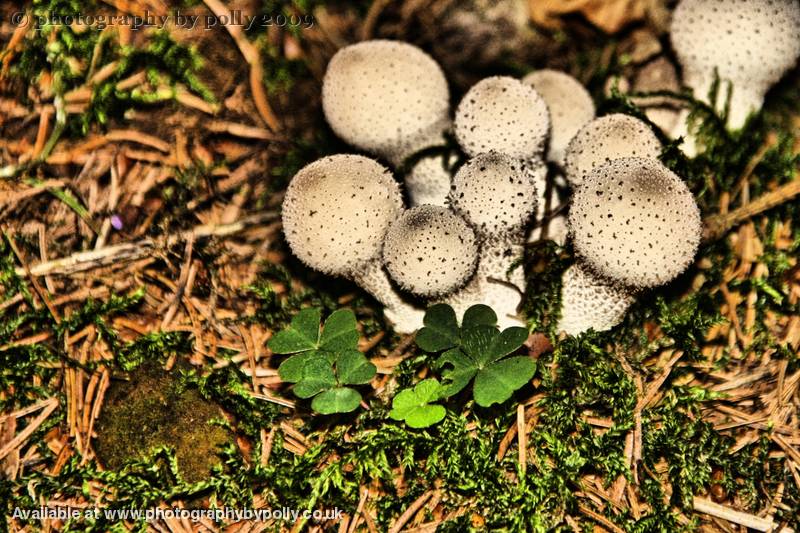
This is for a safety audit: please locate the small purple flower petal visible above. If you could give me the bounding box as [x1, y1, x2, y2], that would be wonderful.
[110, 214, 123, 230]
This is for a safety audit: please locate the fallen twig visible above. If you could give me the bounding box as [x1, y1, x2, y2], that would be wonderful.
[14, 212, 279, 277]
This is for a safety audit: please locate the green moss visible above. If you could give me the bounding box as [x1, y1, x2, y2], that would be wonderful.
[94, 361, 230, 484]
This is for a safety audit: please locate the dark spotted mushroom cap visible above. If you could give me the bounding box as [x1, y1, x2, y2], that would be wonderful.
[558, 263, 635, 336]
[282, 154, 403, 277]
[454, 76, 550, 159]
[449, 152, 539, 236]
[564, 114, 661, 187]
[322, 40, 450, 158]
[383, 206, 478, 297]
[521, 69, 596, 165]
[671, 0, 800, 104]
[568, 157, 701, 288]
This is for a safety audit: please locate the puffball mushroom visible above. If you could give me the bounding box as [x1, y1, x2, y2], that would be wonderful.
[670, 0, 800, 131]
[322, 40, 452, 205]
[403, 150, 458, 206]
[454, 76, 550, 160]
[446, 152, 541, 327]
[564, 113, 661, 188]
[557, 263, 636, 336]
[282, 154, 424, 333]
[383, 205, 478, 297]
[632, 57, 682, 134]
[521, 69, 596, 166]
[568, 157, 702, 289]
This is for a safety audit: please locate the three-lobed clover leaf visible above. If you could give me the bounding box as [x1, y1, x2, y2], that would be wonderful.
[389, 379, 447, 428]
[416, 304, 535, 407]
[268, 308, 376, 414]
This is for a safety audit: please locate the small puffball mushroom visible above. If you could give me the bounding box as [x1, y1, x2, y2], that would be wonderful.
[282, 154, 424, 332]
[383, 206, 478, 297]
[632, 57, 681, 134]
[557, 263, 636, 336]
[454, 76, 550, 159]
[670, 0, 800, 130]
[446, 152, 541, 327]
[564, 114, 661, 187]
[569, 157, 702, 289]
[322, 40, 450, 161]
[522, 69, 596, 166]
[403, 150, 458, 206]
[449, 152, 538, 235]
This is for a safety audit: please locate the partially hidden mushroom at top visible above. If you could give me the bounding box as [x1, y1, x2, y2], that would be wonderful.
[521, 69, 596, 166]
[670, 0, 800, 153]
[322, 40, 452, 206]
[383, 205, 478, 298]
[281, 154, 424, 333]
[560, 156, 702, 334]
[454, 76, 550, 160]
[564, 113, 662, 188]
[446, 151, 540, 328]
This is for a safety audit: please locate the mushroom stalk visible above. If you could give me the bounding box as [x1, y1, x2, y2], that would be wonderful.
[464, 233, 527, 328]
[352, 262, 425, 333]
[445, 152, 541, 328]
[557, 262, 635, 336]
[386, 118, 454, 207]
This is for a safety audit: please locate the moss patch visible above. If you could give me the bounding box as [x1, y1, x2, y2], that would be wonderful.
[94, 361, 229, 484]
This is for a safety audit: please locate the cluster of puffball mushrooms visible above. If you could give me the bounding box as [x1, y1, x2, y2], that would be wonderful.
[282, 0, 800, 335]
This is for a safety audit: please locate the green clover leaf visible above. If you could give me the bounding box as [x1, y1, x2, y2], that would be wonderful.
[312, 387, 362, 414]
[269, 308, 375, 414]
[389, 379, 447, 428]
[418, 304, 535, 407]
[415, 303, 460, 352]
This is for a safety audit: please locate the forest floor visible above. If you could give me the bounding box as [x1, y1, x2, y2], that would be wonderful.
[1, 0, 799, 532]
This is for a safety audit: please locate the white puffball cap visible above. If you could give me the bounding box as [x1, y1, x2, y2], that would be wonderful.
[322, 40, 450, 158]
[671, 0, 800, 99]
[454, 76, 550, 159]
[568, 157, 701, 288]
[522, 69, 596, 165]
[383, 206, 478, 297]
[449, 152, 539, 236]
[282, 154, 403, 277]
[564, 113, 661, 187]
[558, 263, 635, 336]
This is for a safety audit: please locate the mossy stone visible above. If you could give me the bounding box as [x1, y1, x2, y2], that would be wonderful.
[94, 360, 229, 484]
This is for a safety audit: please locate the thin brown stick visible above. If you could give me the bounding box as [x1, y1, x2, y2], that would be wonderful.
[692, 497, 774, 532]
[0, 397, 59, 460]
[15, 212, 278, 277]
[3, 226, 61, 324]
[704, 178, 800, 241]
[201, 0, 280, 132]
[517, 404, 527, 478]
[388, 491, 434, 533]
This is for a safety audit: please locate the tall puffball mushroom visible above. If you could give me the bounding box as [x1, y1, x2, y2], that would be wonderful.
[282, 154, 424, 333]
[521, 69, 596, 166]
[568, 157, 702, 289]
[557, 263, 636, 336]
[322, 40, 452, 206]
[454, 76, 550, 160]
[564, 113, 661, 188]
[671, 0, 800, 133]
[383, 206, 478, 297]
[447, 152, 540, 327]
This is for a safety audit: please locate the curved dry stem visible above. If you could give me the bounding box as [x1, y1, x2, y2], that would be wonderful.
[703, 178, 800, 241]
